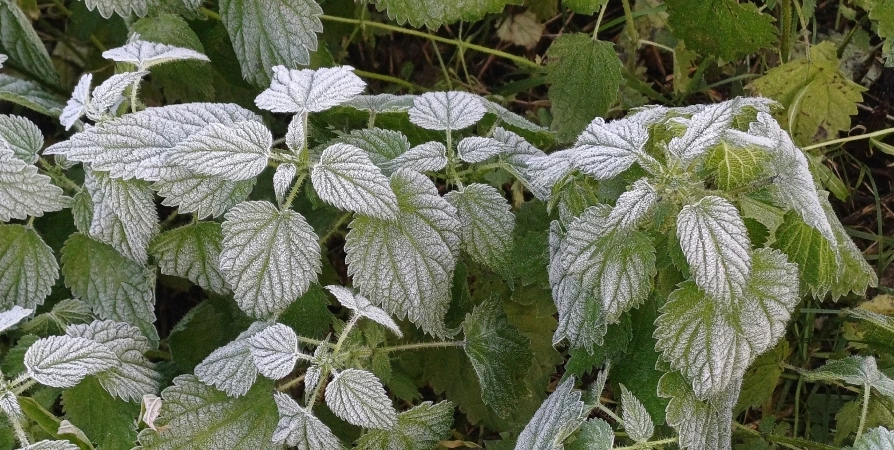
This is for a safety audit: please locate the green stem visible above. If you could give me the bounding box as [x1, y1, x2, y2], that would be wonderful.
[592, 1, 608, 40]
[308, 314, 361, 410]
[780, 0, 793, 62]
[38, 158, 81, 192]
[445, 130, 463, 188]
[614, 437, 677, 450]
[353, 69, 421, 91]
[376, 341, 464, 354]
[733, 422, 838, 450]
[801, 127, 894, 150]
[276, 374, 306, 392]
[595, 402, 623, 424]
[298, 336, 326, 347]
[856, 383, 871, 441]
[318, 213, 353, 246]
[282, 173, 308, 210]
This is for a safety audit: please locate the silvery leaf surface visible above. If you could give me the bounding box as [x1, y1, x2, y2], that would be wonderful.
[0, 114, 42, 163]
[149, 222, 229, 295]
[60, 74, 91, 131]
[408, 91, 486, 131]
[254, 65, 365, 113]
[167, 121, 271, 181]
[272, 392, 342, 449]
[86, 71, 147, 121]
[311, 143, 399, 220]
[385, 141, 447, 173]
[324, 368, 398, 430]
[0, 147, 68, 222]
[153, 167, 255, 219]
[0, 305, 32, 332]
[515, 377, 586, 450]
[194, 322, 268, 397]
[273, 163, 296, 205]
[0, 225, 58, 309]
[85, 169, 158, 265]
[444, 183, 514, 270]
[25, 335, 117, 388]
[249, 323, 304, 380]
[325, 285, 402, 337]
[102, 39, 209, 69]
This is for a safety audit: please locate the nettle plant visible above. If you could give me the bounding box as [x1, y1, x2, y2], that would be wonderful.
[0, 37, 881, 450]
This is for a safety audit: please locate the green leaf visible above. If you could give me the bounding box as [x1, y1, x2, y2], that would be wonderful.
[372, 0, 523, 28]
[61, 377, 140, 450]
[0, 114, 42, 164]
[666, 0, 776, 60]
[324, 369, 398, 430]
[219, 0, 323, 86]
[445, 183, 515, 270]
[619, 384, 654, 443]
[750, 42, 866, 144]
[0, 148, 69, 222]
[802, 356, 894, 397]
[869, 0, 894, 66]
[546, 34, 622, 142]
[0, 74, 64, 116]
[736, 340, 787, 414]
[463, 298, 533, 418]
[658, 371, 737, 450]
[193, 322, 266, 397]
[136, 375, 280, 449]
[335, 128, 411, 174]
[0, 0, 59, 86]
[21, 299, 91, 336]
[355, 401, 454, 450]
[0, 225, 58, 309]
[167, 299, 246, 373]
[270, 392, 342, 449]
[563, 0, 607, 15]
[149, 222, 229, 296]
[704, 141, 770, 191]
[515, 377, 585, 449]
[821, 196, 878, 300]
[848, 427, 894, 450]
[61, 233, 158, 343]
[345, 169, 460, 337]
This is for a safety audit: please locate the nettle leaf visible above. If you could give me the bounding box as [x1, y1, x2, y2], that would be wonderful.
[0, 389, 21, 418]
[822, 197, 878, 299]
[0, 225, 58, 309]
[81, 0, 147, 19]
[85, 169, 158, 265]
[0, 0, 59, 86]
[25, 335, 117, 388]
[345, 169, 461, 337]
[457, 136, 512, 163]
[570, 116, 653, 180]
[483, 100, 545, 132]
[566, 418, 614, 450]
[620, 384, 654, 443]
[0, 53, 5, 67]
[515, 377, 585, 450]
[386, 141, 447, 173]
[273, 163, 296, 205]
[325, 285, 402, 337]
[271, 392, 343, 449]
[336, 128, 410, 170]
[0, 74, 64, 116]
[21, 441, 80, 450]
[220, 201, 321, 319]
[102, 39, 209, 69]
[373, 0, 522, 28]
[249, 323, 302, 380]
[22, 298, 92, 336]
[136, 375, 279, 449]
[221, 0, 323, 86]
[355, 400, 454, 450]
[676, 195, 751, 304]
[848, 427, 894, 450]
[0, 305, 31, 332]
[60, 74, 91, 131]
[667, 101, 737, 166]
[324, 368, 398, 430]
[0, 147, 68, 222]
[194, 322, 268, 397]
[45, 103, 262, 181]
[802, 356, 894, 397]
[167, 121, 272, 181]
[153, 167, 255, 219]
[285, 115, 305, 154]
[608, 178, 657, 229]
[408, 91, 486, 131]
[312, 143, 399, 220]
[149, 222, 229, 296]
[658, 371, 738, 450]
[445, 183, 515, 270]
[705, 141, 770, 190]
[255, 65, 365, 113]
[666, 0, 776, 60]
[67, 320, 161, 402]
[463, 297, 532, 418]
[86, 71, 148, 121]
[546, 33, 622, 141]
[345, 93, 416, 114]
[0, 114, 42, 163]
[61, 233, 158, 343]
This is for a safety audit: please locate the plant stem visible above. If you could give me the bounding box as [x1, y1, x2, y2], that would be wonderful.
[376, 341, 464, 354]
[308, 314, 360, 410]
[801, 127, 894, 150]
[781, 0, 793, 62]
[38, 158, 81, 192]
[298, 336, 326, 347]
[282, 173, 307, 210]
[9, 417, 29, 448]
[856, 383, 871, 441]
[592, 1, 608, 40]
[276, 374, 306, 392]
[445, 129, 463, 188]
[318, 213, 353, 245]
[353, 68, 421, 91]
[594, 402, 623, 424]
[614, 437, 677, 449]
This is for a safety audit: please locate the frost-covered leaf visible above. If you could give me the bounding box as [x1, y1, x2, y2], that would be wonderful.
[355, 400, 454, 450]
[271, 392, 342, 449]
[324, 368, 397, 430]
[60, 233, 157, 342]
[734, 248, 800, 356]
[373, 0, 522, 28]
[0, 53, 5, 68]
[136, 375, 279, 449]
[22, 299, 92, 338]
[620, 384, 653, 443]
[149, 222, 228, 295]
[45, 103, 261, 181]
[445, 183, 514, 269]
[385, 141, 447, 173]
[658, 371, 736, 450]
[67, 320, 161, 401]
[802, 356, 894, 397]
[285, 114, 306, 154]
[153, 167, 254, 219]
[570, 117, 653, 179]
[0, 305, 31, 332]
[273, 163, 296, 205]
[312, 143, 399, 220]
[0, 225, 57, 309]
[676, 195, 751, 304]
[167, 121, 271, 181]
[848, 427, 894, 450]
[325, 285, 402, 337]
[85, 169, 158, 264]
[463, 297, 532, 418]
[344, 94, 416, 114]
[19, 441, 79, 450]
[457, 136, 512, 163]
[249, 323, 301, 380]
[220, 0, 323, 86]
[86, 71, 148, 121]
[80, 0, 147, 18]
[483, 99, 545, 132]
[335, 128, 411, 174]
[25, 335, 117, 388]
[102, 39, 209, 69]
[0, 0, 59, 86]
[0, 74, 64, 116]
[345, 169, 461, 337]
[193, 322, 268, 397]
[255, 65, 365, 113]
[0, 114, 42, 163]
[0, 389, 21, 418]
[0, 148, 68, 222]
[408, 91, 486, 131]
[221, 201, 321, 318]
[607, 178, 656, 229]
[822, 197, 878, 300]
[60, 74, 91, 131]
[515, 377, 586, 450]
[667, 101, 737, 166]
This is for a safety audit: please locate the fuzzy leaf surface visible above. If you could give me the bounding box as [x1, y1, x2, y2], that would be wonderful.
[802, 356, 894, 397]
[60, 74, 91, 131]
[249, 323, 301, 380]
[86, 71, 148, 121]
[84, 170, 158, 265]
[658, 371, 738, 450]
[0, 74, 63, 116]
[373, 0, 522, 28]
[149, 222, 228, 295]
[355, 401, 454, 450]
[102, 39, 209, 69]
[0, 114, 42, 163]
[25, 335, 117, 388]
[620, 384, 654, 442]
[385, 141, 447, 173]
[271, 392, 342, 449]
[0, 225, 58, 309]
[0, 147, 68, 222]
[0, 0, 59, 86]
[408, 91, 486, 131]
[324, 368, 398, 430]
[445, 183, 515, 269]
[312, 143, 399, 220]
[273, 163, 296, 205]
[153, 168, 255, 219]
[666, 0, 776, 60]
[515, 377, 585, 450]
[848, 427, 894, 450]
[254, 65, 365, 113]
[325, 285, 402, 336]
[167, 121, 271, 181]
[193, 322, 267, 397]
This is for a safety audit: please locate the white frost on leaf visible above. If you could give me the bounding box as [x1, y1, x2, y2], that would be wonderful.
[482, 100, 545, 132]
[325, 285, 402, 337]
[249, 323, 304, 380]
[254, 65, 365, 113]
[312, 143, 400, 220]
[354, 400, 455, 450]
[81, 0, 148, 19]
[385, 141, 447, 173]
[0, 147, 68, 222]
[444, 183, 515, 270]
[324, 368, 398, 430]
[571, 116, 656, 179]
[60, 74, 91, 131]
[273, 163, 297, 205]
[344, 94, 416, 114]
[85, 169, 158, 265]
[220, 201, 321, 318]
[0, 114, 43, 163]
[515, 377, 586, 450]
[620, 385, 654, 443]
[19, 440, 80, 450]
[86, 71, 147, 121]
[102, 39, 209, 70]
[149, 222, 229, 296]
[24, 335, 117, 388]
[0, 225, 58, 309]
[0, 306, 32, 332]
[194, 322, 268, 397]
[167, 121, 272, 181]
[849, 427, 894, 450]
[607, 178, 657, 230]
[153, 167, 255, 219]
[667, 101, 736, 166]
[408, 91, 486, 131]
[457, 136, 512, 163]
[272, 392, 343, 449]
[0, 54, 6, 68]
[658, 372, 737, 450]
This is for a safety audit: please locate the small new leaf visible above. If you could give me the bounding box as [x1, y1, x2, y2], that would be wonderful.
[25, 335, 117, 388]
[0, 305, 32, 333]
[355, 401, 454, 450]
[60, 74, 91, 131]
[273, 163, 296, 205]
[445, 183, 515, 270]
[86, 71, 148, 120]
[102, 39, 209, 70]
[325, 285, 402, 337]
[515, 377, 586, 450]
[324, 368, 398, 430]
[620, 384, 654, 443]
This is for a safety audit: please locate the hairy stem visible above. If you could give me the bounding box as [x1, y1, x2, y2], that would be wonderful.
[307, 314, 360, 410]
[318, 213, 353, 246]
[276, 374, 306, 392]
[614, 437, 678, 450]
[856, 383, 871, 441]
[780, 0, 793, 62]
[376, 340, 465, 354]
[281, 173, 308, 210]
[801, 127, 894, 150]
